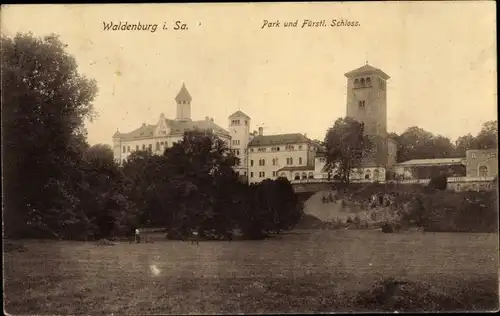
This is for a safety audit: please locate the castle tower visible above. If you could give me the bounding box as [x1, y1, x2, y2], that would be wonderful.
[112, 129, 122, 163]
[175, 83, 192, 121]
[228, 110, 251, 178]
[345, 64, 390, 167]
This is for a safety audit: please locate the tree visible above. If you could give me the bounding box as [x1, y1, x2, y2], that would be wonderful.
[324, 117, 372, 185]
[473, 120, 498, 150]
[86, 144, 114, 163]
[455, 133, 476, 157]
[2, 33, 98, 238]
[394, 127, 456, 162]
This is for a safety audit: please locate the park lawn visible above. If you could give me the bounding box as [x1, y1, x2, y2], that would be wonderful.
[4, 230, 499, 314]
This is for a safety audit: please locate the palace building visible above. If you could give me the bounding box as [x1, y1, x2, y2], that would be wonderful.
[112, 65, 497, 188]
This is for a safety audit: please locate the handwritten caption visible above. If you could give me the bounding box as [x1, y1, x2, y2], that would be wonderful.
[102, 21, 193, 33]
[261, 19, 360, 29]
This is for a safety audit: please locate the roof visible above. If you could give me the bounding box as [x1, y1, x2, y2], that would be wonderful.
[395, 157, 466, 167]
[345, 64, 390, 80]
[229, 110, 251, 119]
[175, 83, 192, 102]
[248, 133, 312, 147]
[118, 118, 230, 140]
[277, 165, 315, 172]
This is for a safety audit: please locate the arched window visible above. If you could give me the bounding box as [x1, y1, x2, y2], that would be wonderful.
[354, 78, 359, 88]
[373, 169, 380, 180]
[366, 77, 371, 86]
[365, 170, 372, 180]
[479, 166, 488, 177]
[360, 78, 365, 86]
[301, 172, 307, 180]
[456, 184, 461, 191]
[308, 172, 314, 179]
[294, 173, 300, 180]
[280, 172, 287, 179]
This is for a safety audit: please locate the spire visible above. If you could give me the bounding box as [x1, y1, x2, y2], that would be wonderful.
[175, 83, 192, 103]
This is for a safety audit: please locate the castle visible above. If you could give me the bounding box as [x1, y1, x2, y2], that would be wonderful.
[112, 64, 497, 187]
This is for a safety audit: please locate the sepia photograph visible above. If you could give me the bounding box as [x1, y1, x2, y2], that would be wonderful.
[2, 2, 498, 314]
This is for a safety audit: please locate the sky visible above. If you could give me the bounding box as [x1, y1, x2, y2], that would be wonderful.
[2, 2, 497, 146]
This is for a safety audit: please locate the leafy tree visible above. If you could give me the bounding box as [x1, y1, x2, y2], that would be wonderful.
[324, 117, 372, 185]
[2, 33, 97, 238]
[393, 127, 456, 162]
[455, 133, 476, 157]
[473, 120, 498, 150]
[86, 144, 114, 163]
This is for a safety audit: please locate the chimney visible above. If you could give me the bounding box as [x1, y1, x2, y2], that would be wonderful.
[205, 116, 209, 121]
[210, 117, 214, 122]
[142, 123, 146, 127]
[258, 127, 263, 136]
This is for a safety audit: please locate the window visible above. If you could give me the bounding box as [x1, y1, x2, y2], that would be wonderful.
[354, 79, 359, 87]
[285, 145, 294, 151]
[231, 119, 241, 125]
[156, 142, 160, 150]
[272, 171, 277, 177]
[365, 170, 372, 180]
[142, 144, 146, 150]
[136, 145, 139, 151]
[127, 146, 130, 153]
[308, 172, 314, 179]
[366, 77, 371, 86]
[359, 100, 366, 108]
[148, 144, 152, 152]
[479, 166, 488, 177]
[258, 148, 266, 152]
[122, 146, 126, 153]
[471, 153, 477, 159]
[250, 172, 254, 178]
[301, 172, 307, 180]
[250, 160, 254, 166]
[280, 172, 287, 179]
[286, 157, 293, 165]
[298, 145, 303, 150]
[271, 147, 280, 152]
[456, 184, 461, 191]
[250, 148, 254, 152]
[259, 159, 265, 166]
[299, 157, 303, 165]
[272, 158, 278, 165]
[232, 140, 240, 146]
[259, 171, 265, 178]
[360, 78, 365, 86]
[294, 173, 300, 180]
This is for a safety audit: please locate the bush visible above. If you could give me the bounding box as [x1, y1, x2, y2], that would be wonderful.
[427, 174, 447, 191]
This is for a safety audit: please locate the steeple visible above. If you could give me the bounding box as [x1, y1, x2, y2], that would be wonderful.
[175, 83, 192, 121]
[175, 83, 192, 103]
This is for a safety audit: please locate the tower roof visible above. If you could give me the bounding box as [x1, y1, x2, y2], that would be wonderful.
[112, 129, 121, 138]
[175, 83, 192, 102]
[345, 64, 390, 79]
[229, 110, 251, 119]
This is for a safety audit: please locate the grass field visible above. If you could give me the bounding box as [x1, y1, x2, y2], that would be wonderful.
[4, 230, 499, 314]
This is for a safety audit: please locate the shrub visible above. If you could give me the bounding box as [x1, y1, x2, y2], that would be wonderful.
[427, 174, 447, 191]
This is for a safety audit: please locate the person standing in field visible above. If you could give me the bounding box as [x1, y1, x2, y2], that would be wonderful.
[135, 228, 141, 243]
